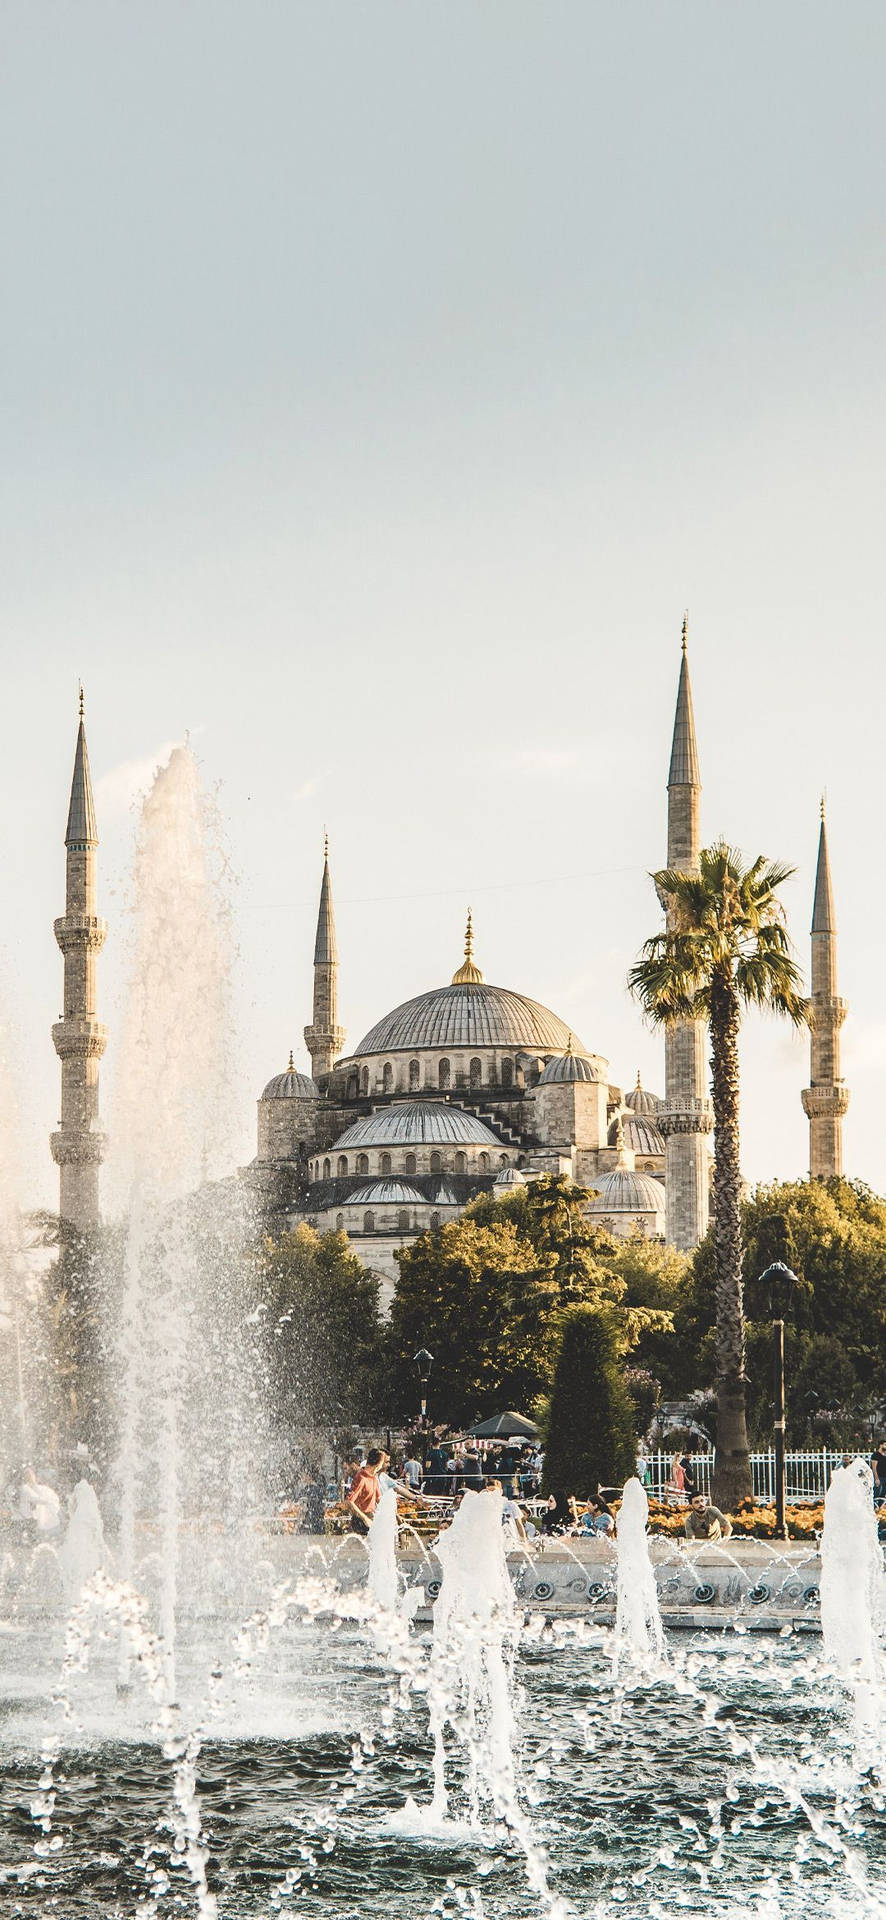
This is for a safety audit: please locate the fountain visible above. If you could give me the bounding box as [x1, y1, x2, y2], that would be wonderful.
[614, 1475, 665, 1666]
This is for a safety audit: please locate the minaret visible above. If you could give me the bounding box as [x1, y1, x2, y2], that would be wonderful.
[802, 802, 849, 1176]
[658, 620, 713, 1248]
[303, 836, 345, 1080]
[50, 690, 108, 1233]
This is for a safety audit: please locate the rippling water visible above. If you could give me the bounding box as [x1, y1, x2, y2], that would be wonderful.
[1, 1617, 884, 1918]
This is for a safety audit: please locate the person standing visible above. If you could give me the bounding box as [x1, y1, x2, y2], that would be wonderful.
[345, 1448, 383, 1534]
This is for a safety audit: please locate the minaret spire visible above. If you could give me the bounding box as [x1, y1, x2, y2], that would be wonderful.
[304, 838, 345, 1080]
[659, 619, 713, 1249]
[802, 803, 848, 1176]
[50, 691, 108, 1232]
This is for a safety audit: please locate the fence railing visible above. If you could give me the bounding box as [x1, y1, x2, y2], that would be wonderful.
[640, 1448, 851, 1503]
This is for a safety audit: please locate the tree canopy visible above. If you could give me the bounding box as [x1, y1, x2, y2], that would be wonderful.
[254, 1225, 385, 1435]
[387, 1175, 677, 1428]
[543, 1305, 637, 1498]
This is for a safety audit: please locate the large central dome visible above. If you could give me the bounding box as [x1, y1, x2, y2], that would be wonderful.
[351, 981, 584, 1057]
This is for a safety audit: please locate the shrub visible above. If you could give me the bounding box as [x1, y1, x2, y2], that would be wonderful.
[542, 1306, 636, 1498]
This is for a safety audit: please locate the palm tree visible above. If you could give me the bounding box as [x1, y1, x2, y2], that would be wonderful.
[628, 843, 807, 1507]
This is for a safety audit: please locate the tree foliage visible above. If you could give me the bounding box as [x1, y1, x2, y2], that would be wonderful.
[254, 1225, 384, 1434]
[387, 1175, 675, 1427]
[657, 1178, 886, 1446]
[629, 841, 806, 1505]
[542, 1306, 637, 1498]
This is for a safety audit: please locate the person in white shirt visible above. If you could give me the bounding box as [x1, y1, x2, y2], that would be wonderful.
[19, 1467, 61, 1537]
[490, 1479, 528, 1545]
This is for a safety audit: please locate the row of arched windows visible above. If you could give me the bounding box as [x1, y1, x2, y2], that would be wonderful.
[346, 1057, 516, 1098]
[334, 1208, 442, 1235]
[314, 1148, 509, 1180]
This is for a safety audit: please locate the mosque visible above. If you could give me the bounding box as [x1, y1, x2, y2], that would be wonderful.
[51, 635, 849, 1297]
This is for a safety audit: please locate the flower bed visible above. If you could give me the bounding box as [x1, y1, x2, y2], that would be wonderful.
[644, 1497, 824, 1540]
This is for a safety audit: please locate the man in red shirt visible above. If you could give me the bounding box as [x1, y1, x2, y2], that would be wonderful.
[345, 1447, 384, 1533]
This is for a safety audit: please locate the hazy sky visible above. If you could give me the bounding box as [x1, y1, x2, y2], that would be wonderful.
[2, 2, 884, 1210]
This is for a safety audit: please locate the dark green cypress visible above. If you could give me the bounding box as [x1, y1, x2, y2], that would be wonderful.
[542, 1306, 636, 1497]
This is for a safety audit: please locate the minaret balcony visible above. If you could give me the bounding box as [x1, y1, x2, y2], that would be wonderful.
[52, 1017, 109, 1060]
[54, 913, 108, 954]
[802, 1084, 850, 1120]
[810, 994, 847, 1029]
[50, 1128, 107, 1167]
[658, 1098, 714, 1137]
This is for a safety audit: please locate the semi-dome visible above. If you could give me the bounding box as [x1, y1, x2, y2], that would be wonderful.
[351, 984, 583, 1057]
[625, 1072, 661, 1117]
[331, 1101, 503, 1150]
[261, 1055, 319, 1101]
[607, 1111, 665, 1156]
[347, 1180, 426, 1207]
[539, 1048, 604, 1085]
[494, 1165, 527, 1189]
[589, 1169, 666, 1215]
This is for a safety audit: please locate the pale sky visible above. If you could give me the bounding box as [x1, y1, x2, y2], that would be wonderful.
[2, 2, 884, 1211]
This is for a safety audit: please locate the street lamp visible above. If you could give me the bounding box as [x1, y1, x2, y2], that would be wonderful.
[413, 1348, 434, 1466]
[759, 1262, 798, 1541]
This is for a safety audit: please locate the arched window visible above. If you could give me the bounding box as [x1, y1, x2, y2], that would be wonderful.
[409, 1058, 420, 1090]
[357, 1153, 369, 1175]
[346, 1074, 358, 1101]
[479, 1151, 489, 1173]
[322, 1157, 331, 1180]
[455, 1150, 466, 1174]
[404, 1152, 417, 1175]
[500, 1152, 509, 1168]
[501, 1058, 513, 1088]
[381, 1152, 392, 1175]
[439, 1058, 451, 1090]
[360, 1066, 369, 1095]
[430, 1150, 442, 1173]
[337, 1155, 348, 1176]
[397, 1210, 410, 1232]
[382, 1062, 393, 1092]
[430, 1210, 440, 1229]
[335, 1212, 344, 1230]
[363, 1211, 375, 1233]
[470, 1057, 482, 1088]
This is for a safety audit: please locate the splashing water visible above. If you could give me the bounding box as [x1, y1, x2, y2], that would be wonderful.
[367, 1487, 400, 1614]
[614, 1476, 665, 1668]
[108, 744, 261, 1684]
[820, 1458, 885, 1683]
[57, 1479, 109, 1604]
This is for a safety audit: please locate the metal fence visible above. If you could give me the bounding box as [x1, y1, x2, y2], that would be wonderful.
[641, 1448, 850, 1504]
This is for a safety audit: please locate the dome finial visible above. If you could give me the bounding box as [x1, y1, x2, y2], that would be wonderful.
[323, 826, 329, 861]
[681, 612, 688, 654]
[566, 1031, 575, 1055]
[636, 1068, 642, 1089]
[288, 1048, 295, 1071]
[78, 681, 85, 720]
[451, 906, 483, 985]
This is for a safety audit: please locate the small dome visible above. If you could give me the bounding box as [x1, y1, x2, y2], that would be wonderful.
[607, 1111, 665, 1157]
[589, 1170, 666, 1215]
[494, 1165, 527, 1189]
[347, 1180, 426, 1206]
[261, 1054, 318, 1101]
[539, 1048, 604, 1086]
[331, 1101, 503, 1151]
[625, 1071, 661, 1117]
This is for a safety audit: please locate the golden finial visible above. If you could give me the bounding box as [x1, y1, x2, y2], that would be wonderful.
[451, 907, 484, 985]
[681, 613, 688, 654]
[288, 1049, 295, 1072]
[820, 791, 826, 822]
[78, 682, 85, 720]
[566, 1031, 575, 1056]
[323, 827, 329, 861]
[636, 1069, 642, 1089]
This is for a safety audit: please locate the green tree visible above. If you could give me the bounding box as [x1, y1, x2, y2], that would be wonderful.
[629, 842, 806, 1505]
[388, 1175, 673, 1425]
[674, 1177, 886, 1446]
[254, 1225, 384, 1435]
[542, 1306, 636, 1498]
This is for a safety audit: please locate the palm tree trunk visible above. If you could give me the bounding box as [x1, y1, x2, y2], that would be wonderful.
[709, 966, 753, 1507]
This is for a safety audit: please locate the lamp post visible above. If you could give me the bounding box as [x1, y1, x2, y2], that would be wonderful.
[759, 1262, 798, 1541]
[413, 1348, 434, 1468]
